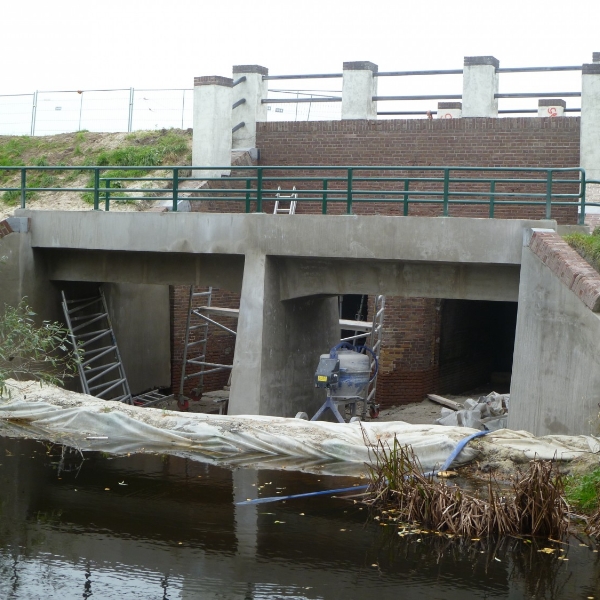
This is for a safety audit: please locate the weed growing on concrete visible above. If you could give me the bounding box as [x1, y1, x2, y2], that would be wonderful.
[566, 467, 600, 512]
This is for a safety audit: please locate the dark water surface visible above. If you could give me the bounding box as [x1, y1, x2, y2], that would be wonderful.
[1, 436, 599, 600]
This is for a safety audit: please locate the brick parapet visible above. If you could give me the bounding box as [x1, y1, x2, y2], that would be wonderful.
[529, 231, 600, 311]
[0, 219, 13, 239]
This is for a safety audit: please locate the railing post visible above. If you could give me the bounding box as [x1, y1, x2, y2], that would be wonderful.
[20, 168, 26, 209]
[128, 88, 134, 133]
[245, 178, 251, 213]
[442, 168, 450, 216]
[172, 168, 179, 212]
[579, 170, 587, 226]
[489, 180, 496, 218]
[322, 179, 328, 214]
[93, 168, 100, 210]
[403, 179, 410, 216]
[30, 91, 38, 136]
[104, 179, 111, 211]
[256, 168, 263, 213]
[346, 168, 353, 214]
[545, 169, 553, 220]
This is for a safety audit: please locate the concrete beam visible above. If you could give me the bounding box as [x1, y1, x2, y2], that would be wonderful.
[192, 75, 233, 178]
[232, 65, 268, 151]
[23, 211, 556, 267]
[581, 63, 600, 181]
[342, 61, 378, 120]
[277, 257, 521, 302]
[462, 56, 499, 118]
[42, 249, 244, 292]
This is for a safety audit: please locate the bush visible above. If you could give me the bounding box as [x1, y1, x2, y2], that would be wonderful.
[0, 300, 80, 393]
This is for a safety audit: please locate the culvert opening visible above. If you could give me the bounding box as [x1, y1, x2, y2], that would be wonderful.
[438, 299, 517, 395]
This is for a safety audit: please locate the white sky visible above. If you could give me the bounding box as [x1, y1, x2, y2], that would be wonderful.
[2, 0, 598, 95]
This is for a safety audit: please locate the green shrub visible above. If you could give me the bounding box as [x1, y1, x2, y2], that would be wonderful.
[566, 468, 600, 512]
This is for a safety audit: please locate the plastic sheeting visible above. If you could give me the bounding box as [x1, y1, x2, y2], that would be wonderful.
[1, 381, 599, 476]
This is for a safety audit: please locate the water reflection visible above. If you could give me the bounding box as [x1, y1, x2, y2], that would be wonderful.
[0, 435, 599, 599]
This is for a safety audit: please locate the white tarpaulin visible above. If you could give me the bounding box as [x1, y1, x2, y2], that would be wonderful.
[1, 381, 599, 475]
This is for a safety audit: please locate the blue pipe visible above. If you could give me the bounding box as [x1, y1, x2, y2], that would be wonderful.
[236, 430, 489, 506]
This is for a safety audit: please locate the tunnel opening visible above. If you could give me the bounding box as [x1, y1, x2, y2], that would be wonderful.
[438, 299, 518, 395]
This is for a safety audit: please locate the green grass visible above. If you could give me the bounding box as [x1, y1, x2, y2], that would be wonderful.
[566, 467, 600, 512]
[564, 228, 600, 274]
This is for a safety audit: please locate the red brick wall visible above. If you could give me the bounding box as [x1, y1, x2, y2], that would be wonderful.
[257, 117, 581, 223]
[171, 286, 239, 397]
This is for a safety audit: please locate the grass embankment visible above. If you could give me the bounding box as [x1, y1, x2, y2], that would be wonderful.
[564, 227, 600, 275]
[0, 129, 192, 211]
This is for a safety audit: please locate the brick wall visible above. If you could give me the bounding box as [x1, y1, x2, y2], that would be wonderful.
[170, 286, 239, 397]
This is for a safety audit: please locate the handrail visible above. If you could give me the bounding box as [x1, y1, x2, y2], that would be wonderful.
[0, 164, 591, 224]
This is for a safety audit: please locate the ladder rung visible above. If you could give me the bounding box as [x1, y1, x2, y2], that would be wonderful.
[91, 378, 127, 396]
[87, 363, 121, 384]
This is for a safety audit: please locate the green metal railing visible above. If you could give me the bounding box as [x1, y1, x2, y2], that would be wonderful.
[0, 165, 596, 225]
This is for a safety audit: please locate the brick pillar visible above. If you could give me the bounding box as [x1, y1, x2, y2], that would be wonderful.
[374, 296, 441, 407]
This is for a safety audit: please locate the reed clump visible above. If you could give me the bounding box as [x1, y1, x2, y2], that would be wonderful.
[364, 438, 570, 539]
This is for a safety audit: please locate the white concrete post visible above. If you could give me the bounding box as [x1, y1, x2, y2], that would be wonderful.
[538, 99, 565, 118]
[462, 56, 499, 117]
[593, 52, 600, 63]
[192, 75, 233, 179]
[581, 63, 600, 181]
[342, 61, 378, 120]
[437, 102, 462, 119]
[232, 65, 269, 151]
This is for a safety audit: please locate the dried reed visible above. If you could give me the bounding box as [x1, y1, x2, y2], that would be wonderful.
[364, 437, 570, 539]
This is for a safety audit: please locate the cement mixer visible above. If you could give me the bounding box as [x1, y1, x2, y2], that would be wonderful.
[308, 342, 378, 423]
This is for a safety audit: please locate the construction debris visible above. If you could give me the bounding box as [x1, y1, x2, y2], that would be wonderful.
[436, 392, 509, 431]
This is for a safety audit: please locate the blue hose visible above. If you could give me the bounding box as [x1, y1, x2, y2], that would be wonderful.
[236, 429, 489, 506]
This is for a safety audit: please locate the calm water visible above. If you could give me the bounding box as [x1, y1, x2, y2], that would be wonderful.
[1, 435, 599, 600]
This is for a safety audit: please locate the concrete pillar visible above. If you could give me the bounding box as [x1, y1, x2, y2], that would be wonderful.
[581, 63, 600, 181]
[229, 253, 339, 417]
[192, 75, 233, 179]
[462, 56, 499, 118]
[231, 65, 268, 151]
[593, 52, 600, 63]
[437, 102, 462, 119]
[342, 61, 378, 120]
[538, 99, 565, 118]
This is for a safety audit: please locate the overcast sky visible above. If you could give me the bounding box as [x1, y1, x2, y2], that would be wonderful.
[2, 0, 598, 95]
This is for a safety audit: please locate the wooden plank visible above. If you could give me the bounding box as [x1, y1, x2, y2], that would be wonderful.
[427, 394, 463, 411]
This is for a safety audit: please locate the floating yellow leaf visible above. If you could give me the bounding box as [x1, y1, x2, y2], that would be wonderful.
[538, 548, 556, 554]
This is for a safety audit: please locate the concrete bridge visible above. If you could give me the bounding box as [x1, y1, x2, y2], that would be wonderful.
[3, 209, 600, 435]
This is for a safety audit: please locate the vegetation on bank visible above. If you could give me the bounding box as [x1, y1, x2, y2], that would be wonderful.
[0, 129, 192, 207]
[364, 438, 600, 539]
[564, 227, 600, 275]
[0, 300, 81, 394]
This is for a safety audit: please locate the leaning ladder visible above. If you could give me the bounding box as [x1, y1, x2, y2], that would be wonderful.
[61, 289, 133, 404]
[363, 295, 386, 418]
[273, 185, 298, 215]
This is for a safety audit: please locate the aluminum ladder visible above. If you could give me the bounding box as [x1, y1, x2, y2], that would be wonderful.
[61, 288, 133, 404]
[273, 185, 298, 215]
[62, 288, 172, 407]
